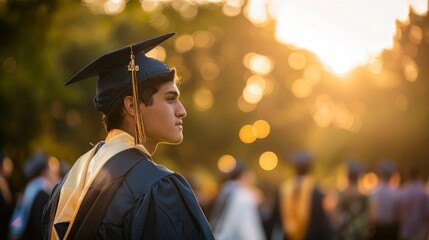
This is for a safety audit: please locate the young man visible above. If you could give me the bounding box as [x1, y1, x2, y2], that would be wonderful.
[42, 33, 214, 239]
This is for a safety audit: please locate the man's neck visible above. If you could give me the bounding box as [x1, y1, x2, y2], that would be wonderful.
[106, 129, 156, 155]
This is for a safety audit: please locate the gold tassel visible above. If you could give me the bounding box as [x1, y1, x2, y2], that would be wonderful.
[128, 47, 147, 145]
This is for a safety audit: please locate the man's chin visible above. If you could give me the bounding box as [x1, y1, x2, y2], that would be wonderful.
[161, 137, 183, 145]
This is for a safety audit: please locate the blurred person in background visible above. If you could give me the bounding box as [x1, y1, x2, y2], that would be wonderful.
[268, 150, 332, 240]
[8, 151, 60, 240]
[335, 159, 369, 240]
[209, 159, 266, 240]
[369, 159, 400, 240]
[398, 166, 429, 240]
[0, 151, 15, 240]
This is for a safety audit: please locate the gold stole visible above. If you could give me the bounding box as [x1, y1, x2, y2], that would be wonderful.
[280, 176, 313, 240]
[51, 129, 150, 240]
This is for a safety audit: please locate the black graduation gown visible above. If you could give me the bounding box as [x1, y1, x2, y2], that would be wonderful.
[267, 186, 333, 240]
[26, 190, 50, 240]
[43, 148, 214, 240]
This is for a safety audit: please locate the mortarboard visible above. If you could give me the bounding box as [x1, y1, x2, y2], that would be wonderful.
[65, 32, 176, 144]
[290, 150, 313, 167]
[346, 157, 365, 180]
[226, 158, 247, 180]
[376, 159, 396, 178]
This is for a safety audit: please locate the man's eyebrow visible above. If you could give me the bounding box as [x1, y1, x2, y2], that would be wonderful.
[165, 90, 180, 96]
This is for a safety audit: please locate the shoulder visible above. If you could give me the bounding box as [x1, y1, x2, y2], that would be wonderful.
[126, 169, 191, 198]
[120, 150, 190, 197]
[113, 148, 173, 179]
[101, 153, 190, 221]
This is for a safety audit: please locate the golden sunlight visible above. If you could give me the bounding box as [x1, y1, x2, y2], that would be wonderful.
[243, 83, 264, 104]
[272, 0, 428, 75]
[259, 151, 278, 171]
[145, 46, 166, 61]
[237, 96, 257, 112]
[83, 0, 427, 75]
[253, 119, 270, 139]
[217, 154, 237, 173]
[310, 95, 363, 131]
[239, 124, 257, 144]
[193, 88, 214, 110]
[243, 52, 274, 76]
[174, 34, 194, 53]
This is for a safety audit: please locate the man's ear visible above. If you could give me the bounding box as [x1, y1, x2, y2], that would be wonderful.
[123, 96, 135, 116]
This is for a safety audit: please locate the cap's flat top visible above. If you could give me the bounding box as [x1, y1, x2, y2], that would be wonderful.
[65, 32, 175, 85]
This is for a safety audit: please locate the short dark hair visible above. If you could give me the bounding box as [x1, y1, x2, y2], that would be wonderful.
[101, 69, 176, 132]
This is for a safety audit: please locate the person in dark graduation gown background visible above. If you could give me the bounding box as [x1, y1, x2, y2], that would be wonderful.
[42, 33, 214, 240]
[267, 150, 333, 240]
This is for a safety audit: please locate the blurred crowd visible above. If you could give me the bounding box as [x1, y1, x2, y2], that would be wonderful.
[1, 149, 428, 240]
[0, 150, 70, 240]
[203, 150, 429, 240]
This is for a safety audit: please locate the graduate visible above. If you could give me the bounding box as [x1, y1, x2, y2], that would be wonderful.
[335, 159, 369, 240]
[209, 159, 266, 240]
[369, 160, 400, 240]
[268, 150, 333, 240]
[42, 33, 214, 240]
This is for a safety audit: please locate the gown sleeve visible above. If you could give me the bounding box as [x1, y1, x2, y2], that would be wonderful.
[131, 173, 214, 240]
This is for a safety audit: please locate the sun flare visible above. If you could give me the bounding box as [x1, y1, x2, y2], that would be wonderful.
[85, 0, 428, 75]
[271, 0, 428, 75]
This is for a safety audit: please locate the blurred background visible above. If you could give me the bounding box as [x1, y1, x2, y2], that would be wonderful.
[1, 0, 428, 202]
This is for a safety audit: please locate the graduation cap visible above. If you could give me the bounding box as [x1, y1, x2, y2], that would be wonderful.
[376, 159, 396, 179]
[226, 158, 247, 180]
[290, 150, 313, 167]
[346, 157, 365, 181]
[65, 32, 176, 144]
